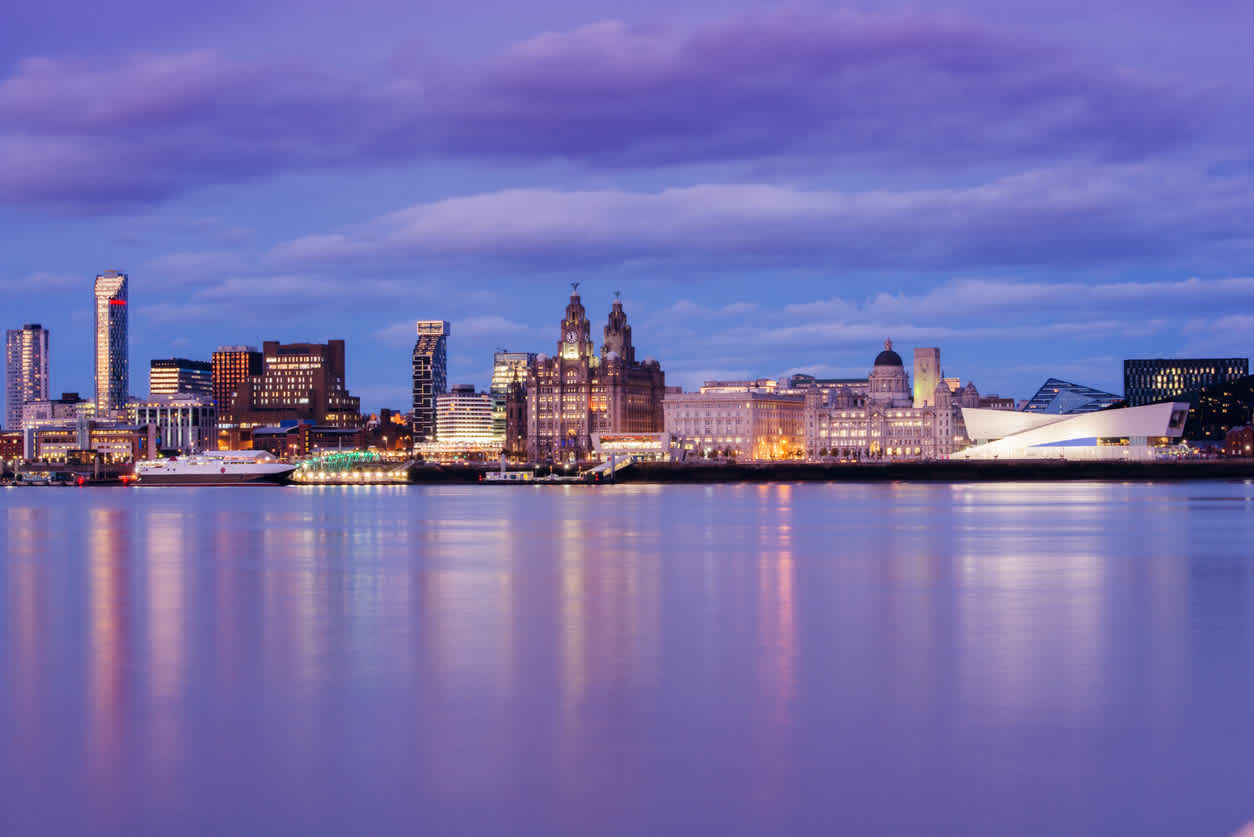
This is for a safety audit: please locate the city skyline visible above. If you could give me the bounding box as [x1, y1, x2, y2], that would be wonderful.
[3, 1, 1253, 415]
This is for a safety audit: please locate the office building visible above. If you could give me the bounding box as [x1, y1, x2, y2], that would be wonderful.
[149, 358, 212, 399]
[212, 346, 263, 420]
[93, 271, 129, 414]
[136, 396, 217, 454]
[412, 321, 450, 442]
[435, 386, 496, 442]
[5, 323, 49, 430]
[1124, 358, 1248, 406]
[491, 351, 536, 438]
[664, 385, 807, 460]
[230, 340, 361, 429]
[526, 289, 665, 462]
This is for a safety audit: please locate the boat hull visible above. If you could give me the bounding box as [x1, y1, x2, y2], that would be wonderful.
[134, 468, 295, 486]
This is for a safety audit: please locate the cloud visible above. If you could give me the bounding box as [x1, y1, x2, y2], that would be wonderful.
[0, 11, 1217, 209]
[267, 166, 1254, 272]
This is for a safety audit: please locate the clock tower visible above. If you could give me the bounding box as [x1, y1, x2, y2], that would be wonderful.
[558, 285, 593, 360]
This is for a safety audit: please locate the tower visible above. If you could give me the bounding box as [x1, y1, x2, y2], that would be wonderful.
[913, 347, 941, 408]
[93, 271, 129, 414]
[412, 321, 450, 443]
[4, 323, 50, 430]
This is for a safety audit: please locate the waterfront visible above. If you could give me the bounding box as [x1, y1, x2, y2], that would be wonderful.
[2, 483, 1253, 836]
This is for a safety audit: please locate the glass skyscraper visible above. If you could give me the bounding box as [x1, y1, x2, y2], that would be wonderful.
[490, 351, 536, 438]
[93, 271, 129, 414]
[412, 321, 450, 443]
[5, 323, 50, 430]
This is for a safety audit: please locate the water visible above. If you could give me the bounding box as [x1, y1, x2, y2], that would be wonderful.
[2, 482, 1253, 836]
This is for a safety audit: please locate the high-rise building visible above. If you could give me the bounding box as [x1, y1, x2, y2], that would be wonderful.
[490, 351, 536, 438]
[212, 346, 263, 420]
[1124, 358, 1248, 407]
[93, 271, 129, 414]
[912, 347, 940, 408]
[527, 289, 665, 462]
[149, 358, 212, 399]
[412, 321, 450, 442]
[231, 340, 361, 429]
[435, 385, 496, 442]
[5, 323, 49, 430]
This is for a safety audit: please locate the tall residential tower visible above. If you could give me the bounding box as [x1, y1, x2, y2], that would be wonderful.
[93, 271, 129, 414]
[412, 321, 450, 443]
[4, 323, 50, 430]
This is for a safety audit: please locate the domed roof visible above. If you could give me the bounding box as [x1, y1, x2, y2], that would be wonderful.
[873, 338, 903, 367]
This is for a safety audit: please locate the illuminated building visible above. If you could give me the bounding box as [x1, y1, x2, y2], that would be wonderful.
[1022, 378, 1122, 414]
[211, 346, 263, 420]
[663, 385, 806, 460]
[436, 386, 496, 442]
[135, 396, 217, 454]
[491, 351, 535, 438]
[1224, 426, 1254, 457]
[527, 289, 665, 462]
[5, 323, 49, 430]
[913, 347, 941, 408]
[1124, 358, 1248, 406]
[93, 271, 129, 415]
[149, 358, 212, 399]
[229, 341, 361, 429]
[412, 321, 449, 442]
[955, 401, 1190, 460]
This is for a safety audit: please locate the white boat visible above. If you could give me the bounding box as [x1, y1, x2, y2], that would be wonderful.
[134, 451, 296, 486]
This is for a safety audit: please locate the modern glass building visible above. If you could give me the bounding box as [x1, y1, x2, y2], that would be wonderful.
[1023, 378, 1123, 414]
[93, 271, 129, 414]
[149, 358, 212, 399]
[211, 345, 263, 420]
[490, 351, 536, 438]
[412, 321, 450, 443]
[1124, 358, 1248, 406]
[5, 323, 49, 430]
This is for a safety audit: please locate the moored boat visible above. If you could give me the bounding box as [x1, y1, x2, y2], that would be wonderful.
[134, 451, 296, 485]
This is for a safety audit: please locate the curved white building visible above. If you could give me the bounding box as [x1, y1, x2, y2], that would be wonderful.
[954, 401, 1190, 460]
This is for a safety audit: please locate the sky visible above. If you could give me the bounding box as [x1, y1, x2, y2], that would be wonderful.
[3, 0, 1253, 415]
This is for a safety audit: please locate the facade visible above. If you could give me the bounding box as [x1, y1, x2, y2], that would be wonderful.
[526, 291, 665, 462]
[412, 321, 450, 443]
[5, 323, 49, 430]
[491, 351, 536, 438]
[664, 386, 806, 460]
[93, 271, 129, 415]
[149, 358, 212, 399]
[135, 397, 218, 454]
[29, 420, 152, 464]
[1224, 426, 1254, 457]
[956, 401, 1190, 460]
[435, 385, 497, 442]
[1124, 358, 1248, 406]
[913, 348, 941, 408]
[1022, 378, 1123, 414]
[212, 346, 263, 419]
[230, 341, 361, 429]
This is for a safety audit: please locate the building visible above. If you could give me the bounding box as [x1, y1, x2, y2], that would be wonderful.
[1124, 358, 1248, 407]
[491, 351, 536, 438]
[913, 348, 941, 408]
[93, 271, 129, 415]
[801, 341, 971, 461]
[27, 420, 154, 464]
[435, 385, 496, 442]
[1224, 426, 1254, 457]
[229, 341, 361, 430]
[5, 323, 49, 430]
[526, 289, 665, 463]
[412, 321, 450, 443]
[149, 358, 212, 399]
[664, 385, 806, 460]
[135, 396, 217, 454]
[212, 346, 263, 420]
[955, 401, 1190, 460]
[1023, 378, 1123, 414]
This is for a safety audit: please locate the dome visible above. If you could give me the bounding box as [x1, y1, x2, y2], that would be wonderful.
[873, 338, 903, 367]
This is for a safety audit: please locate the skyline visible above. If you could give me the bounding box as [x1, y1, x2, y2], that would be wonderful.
[4, 1, 1253, 412]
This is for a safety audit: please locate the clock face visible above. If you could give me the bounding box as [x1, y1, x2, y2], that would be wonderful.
[565, 330, 578, 344]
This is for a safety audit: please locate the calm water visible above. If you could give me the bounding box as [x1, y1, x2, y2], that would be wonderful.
[2, 482, 1253, 836]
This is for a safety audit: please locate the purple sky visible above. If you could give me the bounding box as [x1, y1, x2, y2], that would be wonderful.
[3, 0, 1253, 413]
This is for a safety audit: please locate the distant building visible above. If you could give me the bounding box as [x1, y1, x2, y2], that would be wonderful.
[435, 385, 496, 442]
[956, 402, 1190, 460]
[913, 348, 941, 408]
[1224, 426, 1254, 457]
[1023, 378, 1123, 414]
[411, 321, 450, 443]
[230, 341, 361, 429]
[93, 271, 129, 415]
[149, 358, 212, 399]
[5, 323, 49, 430]
[491, 351, 535, 438]
[136, 396, 217, 454]
[664, 385, 806, 460]
[526, 290, 665, 463]
[1124, 358, 1248, 406]
[211, 346, 263, 424]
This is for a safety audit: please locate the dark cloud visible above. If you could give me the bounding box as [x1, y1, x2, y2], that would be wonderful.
[0, 12, 1214, 209]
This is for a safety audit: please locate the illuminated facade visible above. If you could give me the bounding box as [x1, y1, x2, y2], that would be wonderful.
[5, 323, 49, 430]
[93, 271, 129, 415]
[955, 401, 1190, 460]
[149, 358, 212, 399]
[211, 346, 263, 420]
[412, 321, 449, 442]
[435, 386, 496, 442]
[912, 347, 941, 408]
[136, 397, 218, 454]
[663, 386, 806, 460]
[230, 340, 361, 429]
[491, 351, 535, 437]
[1124, 358, 1248, 406]
[526, 290, 665, 462]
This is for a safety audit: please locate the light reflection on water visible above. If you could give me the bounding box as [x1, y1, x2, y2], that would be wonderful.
[1, 482, 1253, 836]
